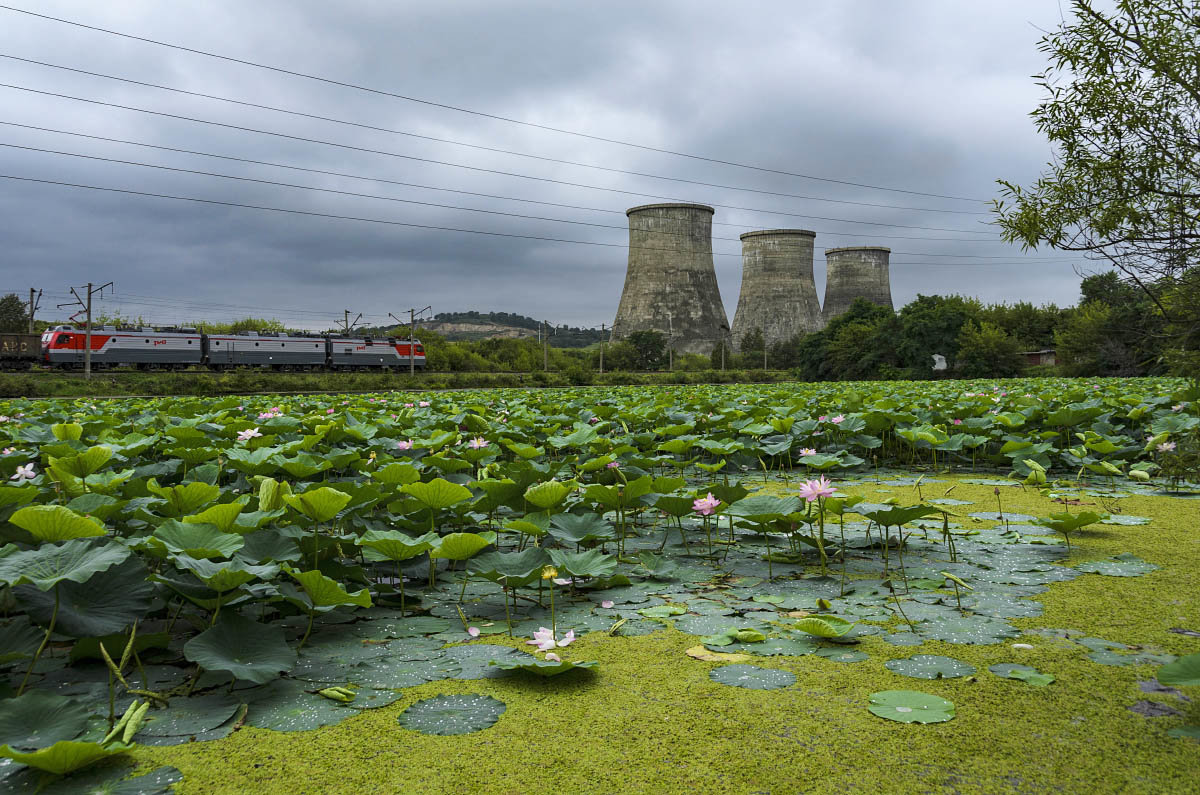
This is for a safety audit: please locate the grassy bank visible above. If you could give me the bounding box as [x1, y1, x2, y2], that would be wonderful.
[0, 368, 795, 398]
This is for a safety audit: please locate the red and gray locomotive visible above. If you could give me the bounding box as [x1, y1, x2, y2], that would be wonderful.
[39, 326, 425, 371]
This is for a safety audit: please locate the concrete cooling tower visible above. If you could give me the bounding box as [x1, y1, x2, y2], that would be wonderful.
[822, 246, 893, 322]
[611, 203, 730, 356]
[731, 229, 823, 349]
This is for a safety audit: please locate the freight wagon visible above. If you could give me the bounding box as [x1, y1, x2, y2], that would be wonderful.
[0, 333, 40, 370]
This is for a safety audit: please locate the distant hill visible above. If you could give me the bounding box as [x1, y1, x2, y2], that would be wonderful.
[364, 311, 607, 348]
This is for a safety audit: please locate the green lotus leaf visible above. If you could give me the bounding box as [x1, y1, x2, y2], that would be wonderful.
[1158, 652, 1200, 687]
[172, 554, 278, 592]
[0, 484, 37, 510]
[359, 529, 438, 562]
[487, 658, 598, 677]
[152, 520, 244, 560]
[858, 504, 943, 527]
[47, 445, 113, 480]
[709, 664, 795, 690]
[0, 539, 129, 591]
[182, 501, 247, 534]
[397, 693, 506, 734]
[137, 693, 242, 739]
[467, 548, 550, 584]
[523, 479, 576, 510]
[0, 740, 135, 775]
[504, 513, 550, 538]
[146, 479, 221, 516]
[886, 655, 976, 680]
[989, 663, 1055, 686]
[256, 478, 292, 512]
[505, 442, 544, 460]
[1035, 511, 1107, 533]
[868, 690, 955, 723]
[16, 557, 154, 637]
[401, 478, 473, 512]
[282, 486, 352, 523]
[639, 604, 687, 618]
[654, 494, 697, 518]
[0, 690, 89, 749]
[815, 648, 869, 662]
[284, 567, 372, 610]
[275, 452, 333, 478]
[372, 462, 422, 486]
[1074, 553, 1159, 577]
[791, 615, 856, 638]
[51, 422, 83, 441]
[8, 505, 107, 543]
[430, 532, 494, 561]
[547, 548, 617, 579]
[184, 611, 296, 684]
[69, 630, 170, 663]
[242, 679, 350, 732]
[548, 513, 615, 545]
[65, 493, 124, 521]
[725, 495, 801, 522]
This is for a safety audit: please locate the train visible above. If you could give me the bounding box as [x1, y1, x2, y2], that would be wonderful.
[31, 326, 425, 371]
[0, 333, 40, 370]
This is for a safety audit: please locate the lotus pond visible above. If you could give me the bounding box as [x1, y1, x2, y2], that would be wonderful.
[0, 378, 1198, 794]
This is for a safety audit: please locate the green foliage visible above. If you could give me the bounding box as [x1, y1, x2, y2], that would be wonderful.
[0, 293, 28, 333]
[955, 321, 1023, 378]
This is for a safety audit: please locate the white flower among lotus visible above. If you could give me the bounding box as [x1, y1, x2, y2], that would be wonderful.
[526, 627, 575, 652]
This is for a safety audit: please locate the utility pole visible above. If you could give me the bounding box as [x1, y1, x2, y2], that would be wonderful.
[59, 281, 112, 379]
[337, 310, 362, 336]
[26, 288, 41, 334]
[599, 323, 606, 374]
[390, 305, 430, 376]
[542, 320, 548, 371]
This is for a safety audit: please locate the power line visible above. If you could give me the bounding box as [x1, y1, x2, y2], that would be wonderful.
[0, 4, 987, 203]
[0, 53, 989, 216]
[0, 171, 1079, 264]
[5, 141, 1073, 259]
[0, 83, 997, 236]
[0, 121, 1004, 242]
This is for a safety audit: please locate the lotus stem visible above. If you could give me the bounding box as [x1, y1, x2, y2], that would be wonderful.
[18, 584, 58, 696]
[299, 612, 315, 649]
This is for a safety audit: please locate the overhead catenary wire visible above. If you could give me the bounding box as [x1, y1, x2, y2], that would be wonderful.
[0, 53, 989, 217]
[0, 121, 1006, 243]
[0, 82, 997, 236]
[1, 141, 1076, 259]
[0, 171, 1081, 264]
[0, 4, 987, 203]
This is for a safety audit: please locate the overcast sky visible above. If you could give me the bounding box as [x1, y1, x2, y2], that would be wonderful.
[0, 1, 1093, 332]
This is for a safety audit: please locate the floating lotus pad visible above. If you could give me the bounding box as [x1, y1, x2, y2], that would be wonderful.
[708, 664, 796, 690]
[136, 693, 243, 739]
[815, 648, 869, 663]
[243, 679, 353, 732]
[396, 694, 505, 735]
[867, 690, 955, 724]
[886, 655, 976, 680]
[487, 657, 598, 677]
[0, 690, 88, 749]
[1074, 554, 1159, 577]
[989, 663, 1055, 686]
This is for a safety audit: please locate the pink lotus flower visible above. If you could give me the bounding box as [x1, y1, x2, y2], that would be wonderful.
[1, 447, 15, 455]
[798, 448, 817, 456]
[526, 627, 574, 651]
[1173, 404, 1186, 412]
[396, 440, 413, 451]
[404, 403, 414, 408]
[831, 415, 844, 424]
[798, 476, 835, 502]
[467, 626, 480, 638]
[545, 652, 561, 662]
[589, 417, 600, 424]
[606, 461, 620, 469]
[10, 464, 36, 481]
[601, 600, 615, 609]
[953, 419, 963, 425]
[237, 427, 263, 442]
[817, 415, 827, 422]
[693, 493, 720, 516]
[418, 401, 430, 408]
[468, 437, 488, 450]
[1158, 441, 1177, 452]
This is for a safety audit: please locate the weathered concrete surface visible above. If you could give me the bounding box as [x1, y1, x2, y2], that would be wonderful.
[731, 229, 822, 348]
[822, 246, 893, 321]
[611, 203, 731, 356]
